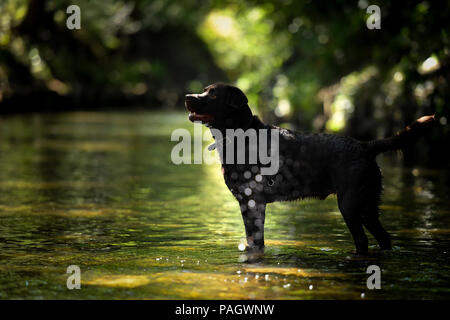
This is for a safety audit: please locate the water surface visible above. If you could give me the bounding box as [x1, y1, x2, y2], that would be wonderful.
[0, 112, 449, 299]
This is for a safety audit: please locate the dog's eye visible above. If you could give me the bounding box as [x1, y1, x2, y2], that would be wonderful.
[209, 89, 216, 99]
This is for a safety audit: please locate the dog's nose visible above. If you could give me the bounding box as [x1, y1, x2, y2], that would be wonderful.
[185, 94, 198, 101]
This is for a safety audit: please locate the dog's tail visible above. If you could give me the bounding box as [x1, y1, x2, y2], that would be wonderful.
[366, 114, 435, 156]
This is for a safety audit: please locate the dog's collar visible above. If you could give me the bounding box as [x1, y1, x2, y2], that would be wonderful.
[208, 136, 232, 151]
[208, 117, 255, 151]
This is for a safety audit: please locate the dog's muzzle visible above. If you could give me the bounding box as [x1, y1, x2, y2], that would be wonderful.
[185, 94, 214, 123]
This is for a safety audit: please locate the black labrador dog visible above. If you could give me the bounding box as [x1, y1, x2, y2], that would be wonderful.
[185, 83, 435, 254]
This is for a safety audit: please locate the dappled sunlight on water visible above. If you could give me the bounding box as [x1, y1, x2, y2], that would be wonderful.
[0, 112, 449, 299]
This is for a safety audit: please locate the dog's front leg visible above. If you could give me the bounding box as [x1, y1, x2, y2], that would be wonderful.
[240, 201, 266, 251]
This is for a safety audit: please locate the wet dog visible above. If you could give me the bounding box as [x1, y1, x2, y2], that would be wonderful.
[185, 83, 435, 254]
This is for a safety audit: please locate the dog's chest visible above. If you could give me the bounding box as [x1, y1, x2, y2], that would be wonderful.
[222, 159, 317, 203]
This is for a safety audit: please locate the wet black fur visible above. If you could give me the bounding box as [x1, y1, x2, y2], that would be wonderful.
[185, 83, 434, 254]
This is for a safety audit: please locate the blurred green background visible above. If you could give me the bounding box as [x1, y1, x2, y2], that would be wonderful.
[0, 0, 449, 166]
[0, 0, 450, 300]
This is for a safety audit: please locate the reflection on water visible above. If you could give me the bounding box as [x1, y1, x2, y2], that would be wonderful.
[0, 112, 449, 299]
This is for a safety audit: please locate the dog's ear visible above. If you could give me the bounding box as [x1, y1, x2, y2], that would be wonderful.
[225, 85, 248, 109]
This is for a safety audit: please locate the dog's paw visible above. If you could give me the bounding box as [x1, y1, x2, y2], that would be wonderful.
[245, 245, 264, 253]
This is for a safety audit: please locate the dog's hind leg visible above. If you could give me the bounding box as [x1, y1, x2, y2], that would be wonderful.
[240, 201, 266, 250]
[337, 191, 368, 255]
[363, 213, 392, 250]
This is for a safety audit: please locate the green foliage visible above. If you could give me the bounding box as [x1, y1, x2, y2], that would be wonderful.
[198, 0, 449, 138]
[0, 0, 214, 108]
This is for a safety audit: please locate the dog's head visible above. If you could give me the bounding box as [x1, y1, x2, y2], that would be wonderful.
[185, 83, 253, 129]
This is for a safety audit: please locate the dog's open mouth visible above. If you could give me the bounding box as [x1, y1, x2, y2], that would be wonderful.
[186, 102, 214, 123]
[188, 112, 214, 122]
